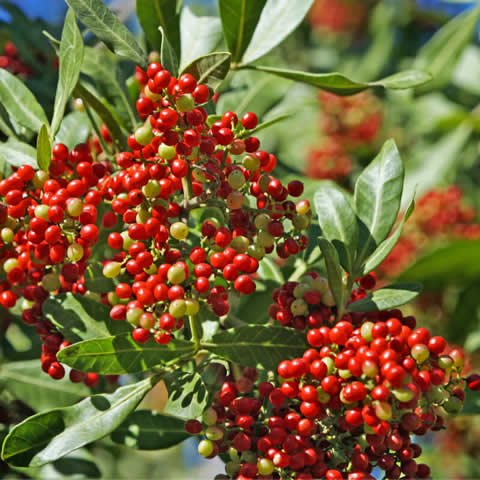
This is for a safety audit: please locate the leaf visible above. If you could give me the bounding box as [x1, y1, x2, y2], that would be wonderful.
[74, 82, 128, 152]
[447, 283, 480, 346]
[236, 280, 278, 325]
[180, 7, 222, 71]
[397, 239, 480, 289]
[42, 293, 130, 343]
[313, 182, 358, 273]
[0, 360, 88, 412]
[218, 0, 267, 64]
[84, 263, 115, 293]
[1, 377, 156, 467]
[317, 237, 344, 309]
[0, 139, 38, 169]
[203, 326, 309, 370]
[136, 0, 181, 59]
[57, 334, 195, 375]
[460, 388, 480, 415]
[362, 195, 415, 275]
[249, 114, 290, 134]
[257, 257, 284, 284]
[402, 122, 473, 207]
[182, 52, 231, 91]
[414, 6, 480, 91]
[354, 139, 404, 268]
[36, 124, 51, 172]
[55, 111, 90, 150]
[241, 0, 314, 65]
[111, 411, 188, 450]
[347, 283, 422, 312]
[0, 69, 48, 133]
[245, 66, 432, 95]
[159, 26, 179, 78]
[163, 370, 208, 419]
[51, 8, 84, 138]
[65, 0, 147, 67]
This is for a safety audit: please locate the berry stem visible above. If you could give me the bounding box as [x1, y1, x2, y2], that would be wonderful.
[189, 315, 202, 351]
[336, 274, 354, 322]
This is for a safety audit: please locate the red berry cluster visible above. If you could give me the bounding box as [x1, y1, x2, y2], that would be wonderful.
[185, 271, 469, 480]
[0, 62, 309, 376]
[305, 92, 382, 182]
[379, 186, 480, 277]
[0, 41, 32, 77]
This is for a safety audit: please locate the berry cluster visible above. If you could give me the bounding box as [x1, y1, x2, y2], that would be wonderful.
[186, 272, 468, 480]
[0, 61, 309, 379]
[0, 41, 31, 77]
[305, 92, 382, 182]
[379, 186, 480, 277]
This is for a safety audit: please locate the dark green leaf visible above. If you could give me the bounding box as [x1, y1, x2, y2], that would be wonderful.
[180, 7, 222, 70]
[203, 326, 309, 370]
[57, 334, 195, 375]
[163, 370, 208, 419]
[65, 0, 147, 67]
[42, 292, 130, 343]
[241, 0, 314, 65]
[111, 411, 188, 449]
[397, 240, 480, 289]
[347, 283, 422, 312]
[0, 139, 38, 169]
[354, 139, 404, 268]
[236, 280, 278, 325]
[245, 66, 432, 95]
[159, 26, 179, 78]
[317, 237, 344, 309]
[218, 0, 267, 64]
[182, 52, 231, 91]
[136, 0, 181, 59]
[313, 182, 358, 273]
[414, 6, 480, 91]
[447, 283, 480, 346]
[362, 195, 415, 275]
[84, 263, 115, 293]
[36, 124, 51, 172]
[74, 82, 128, 152]
[1, 377, 156, 467]
[0, 360, 89, 411]
[55, 111, 90, 150]
[460, 388, 480, 415]
[0, 69, 48, 133]
[51, 8, 84, 138]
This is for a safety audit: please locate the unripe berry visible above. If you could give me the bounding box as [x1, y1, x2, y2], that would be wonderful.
[228, 170, 246, 190]
[103, 262, 122, 278]
[176, 94, 195, 112]
[170, 222, 189, 240]
[158, 143, 176, 160]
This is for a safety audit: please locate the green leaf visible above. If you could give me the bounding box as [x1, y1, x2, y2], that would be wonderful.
[245, 66, 432, 95]
[241, 0, 314, 65]
[55, 111, 90, 150]
[236, 280, 278, 325]
[159, 26, 179, 78]
[182, 52, 231, 91]
[397, 239, 480, 289]
[362, 195, 415, 275]
[257, 257, 284, 284]
[0, 139, 38, 169]
[65, 0, 147, 67]
[317, 237, 344, 309]
[0, 360, 89, 411]
[57, 334, 195, 375]
[36, 124, 51, 172]
[111, 411, 188, 450]
[42, 292, 130, 343]
[84, 263, 115, 293]
[460, 388, 480, 415]
[51, 8, 84, 138]
[163, 370, 208, 419]
[180, 7, 222, 71]
[136, 0, 181, 59]
[1, 377, 156, 467]
[249, 114, 290, 135]
[218, 0, 267, 64]
[347, 283, 422, 312]
[203, 326, 309, 370]
[354, 139, 404, 268]
[313, 182, 358, 273]
[74, 82, 128, 152]
[0, 69, 48, 133]
[414, 6, 480, 91]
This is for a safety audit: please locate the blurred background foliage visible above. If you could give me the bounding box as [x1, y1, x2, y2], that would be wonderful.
[1, 0, 480, 478]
